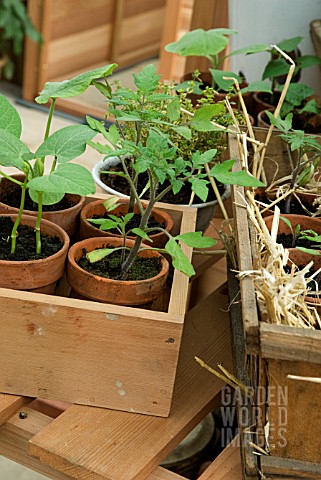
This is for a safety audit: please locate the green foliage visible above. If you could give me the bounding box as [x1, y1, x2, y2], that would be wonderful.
[0, 0, 42, 79]
[0, 95, 22, 137]
[36, 64, 117, 104]
[86, 63, 266, 279]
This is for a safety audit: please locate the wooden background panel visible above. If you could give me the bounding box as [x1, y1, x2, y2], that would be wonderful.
[49, 0, 115, 40]
[47, 24, 113, 79]
[123, 0, 166, 18]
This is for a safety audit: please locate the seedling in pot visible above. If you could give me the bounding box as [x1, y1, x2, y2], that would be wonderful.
[165, 28, 272, 96]
[280, 216, 321, 254]
[0, 63, 117, 255]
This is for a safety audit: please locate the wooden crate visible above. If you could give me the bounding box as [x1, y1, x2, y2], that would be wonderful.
[228, 129, 321, 479]
[0, 196, 197, 418]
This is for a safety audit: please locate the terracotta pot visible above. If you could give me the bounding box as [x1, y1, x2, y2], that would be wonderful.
[257, 109, 274, 129]
[0, 214, 70, 293]
[0, 174, 85, 236]
[252, 91, 280, 120]
[67, 237, 169, 305]
[264, 214, 321, 246]
[80, 199, 174, 248]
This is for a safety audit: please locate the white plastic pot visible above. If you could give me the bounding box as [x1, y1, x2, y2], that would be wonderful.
[92, 157, 231, 232]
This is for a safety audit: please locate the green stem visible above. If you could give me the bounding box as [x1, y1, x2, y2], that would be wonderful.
[44, 98, 56, 141]
[10, 178, 28, 254]
[0, 171, 23, 186]
[35, 192, 43, 254]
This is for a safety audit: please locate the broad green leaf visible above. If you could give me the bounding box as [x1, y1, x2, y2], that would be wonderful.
[0, 128, 31, 169]
[87, 248, 116, 263]
[189, 178, 209, 202]
[132, 228, 152, 241]
[277, 36, 303, 52]
[115, 112, 142, 122]
[172, 126, 192, 140]
[87, 140, 116, 155]
[281, 83, 314, 107]
[165, 238, 195, 277]
[229, 43, 270, 56]
[167, 97, 181, 122]
[241, 81, 272, 94]
[299, 99, 320, 115]
[36, 63, 117, 103]
[193, 149, 217, 166]
[296, 55, 321, 69]
[36, 125, 96, 163]
[210, 69, 240, 91]
[165, 28, 231, 58]
[27, 163, 96, 197]
[193, 104, 225, 122]
[133, 64, 161, 95]
[99, 219, 120, 231]
[262, 58, 290, 80]
[210, 160, 265, 187]
[0, 95, 22, 137]
[176, 231, 216, 248]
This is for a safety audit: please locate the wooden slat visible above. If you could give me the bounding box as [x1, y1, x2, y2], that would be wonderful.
[260, 323, 321, 363]
[0, 406, 183, 480]
[0, 394, 31, 426]
[229, 133, 260, 351]
[198, 436, 242, 480]
[29, 286, 233, 480]
[261, 455, 321, 479]
[158, 0, 187, 81]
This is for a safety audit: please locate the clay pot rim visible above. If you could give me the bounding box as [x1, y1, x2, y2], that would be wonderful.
[68, 236, 169, 286]
[81, 198, 174, 240]
[0, 214, 70, 265]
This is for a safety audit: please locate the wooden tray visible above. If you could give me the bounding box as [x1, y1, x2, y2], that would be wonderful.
[0, 195, 198, 417]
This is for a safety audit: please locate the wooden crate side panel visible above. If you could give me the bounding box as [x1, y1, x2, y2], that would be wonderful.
[0, 290, 183, 417]
[260, 323, 321, 364]
[267, 358, 321, 464]
[123, 0, 166, 18]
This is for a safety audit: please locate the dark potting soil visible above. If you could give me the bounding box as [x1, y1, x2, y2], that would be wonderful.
[277, 232, 320, 249]
[0, 182, 74, 212]
[78, 248, 162, 281]
[100, 163, 223, 205]
[0, 216, 63, 261]
[92, 212, 164, 236]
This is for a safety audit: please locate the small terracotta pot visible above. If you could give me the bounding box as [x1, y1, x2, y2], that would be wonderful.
[0, 214, 70, 293]
[79, 199, 174, 248]
[0, 174, 85, 236]
[264, 214, 321, 242]
[257, 109, 275, 129]
[67, 237, 169, 305]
